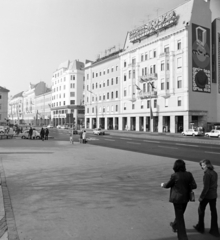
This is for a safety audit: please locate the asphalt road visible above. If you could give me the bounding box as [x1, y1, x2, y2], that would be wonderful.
[49, 129, 220, 166]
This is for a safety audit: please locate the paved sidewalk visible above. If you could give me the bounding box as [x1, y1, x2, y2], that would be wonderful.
[0, 139, 219, 240]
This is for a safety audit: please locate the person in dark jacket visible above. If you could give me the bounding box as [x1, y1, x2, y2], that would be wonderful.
[40, 128, 45, 141]
[45, 128, 49, 140]
[161, 159, 197, 240]
[193, 159, 220, 237]
[29, 127, 33, 140]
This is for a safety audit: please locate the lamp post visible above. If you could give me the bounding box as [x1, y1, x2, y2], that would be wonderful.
[149, 81, 156, 132]
[88, 90, 98, 128]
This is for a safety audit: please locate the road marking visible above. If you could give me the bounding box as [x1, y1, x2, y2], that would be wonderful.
[127, 142, 141, 145]
[120, 138, 132, 140]
[158, 146, 178, 149]
[104, 136, 113, 138]
[176, 143, 199, 147]
[104, 139, 115, 141]
[205, 151, 220, 155]
[143, 140, 160, 143]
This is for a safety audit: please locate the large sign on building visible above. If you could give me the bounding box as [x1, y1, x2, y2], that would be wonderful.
[129, 11, 178, 43]
[192, 23, 211, 93]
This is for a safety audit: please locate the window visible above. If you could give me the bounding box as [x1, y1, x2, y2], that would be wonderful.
[116, 91, 118, 98]
[100, 72, 101, 76]
[147, 100, 150, 108]
[107, 106, 109, 112]
[153, 50, 156, 58]
[116, 77, 118, 84]
[145, 53, 148, 60]
[111, 78, 113, 85]
[63, 101, 65, 105]
[0, 95, 2, 99]
[149, 50, 153, 59]
[96, 83, 98, 88]
[116, 105, 118, 112]
[177, 41, 181, 50]
[142, 68, 144, 76]
[124, 88, 127, 97]
[92, 72, 94, 78]
[161, 79, 165, 90]
[144, 67, 147, 75]
[153, 65, 156, 73]
[141, 54, 144, 62]
[107, 92, 109, 99]
[124, 103, 126, 110]
[177, 97, 182, 106]
[167, 81, 170, 90]
[124, 61, 126, 68]
[71, 75, 75, 80]
[107, 69, 109, 74]
[128, 70, 131, 79]
[103, 82, 105, 87]
[164, 46, 169, 53]
[141, 101, 143, 109]
[111, 105, 114, 112]
[154, 100, 157, 108]
[143, 83, 146, 92]
[103, 70, 105, 75]
[92, 107, 94, 113]
[63, 93, 65, 98]
[70, 92, 75, 97]
[132, 104, 135, 110]
[124, 74, 127, 81]
[132, 70, 135, 79]
[111, 67, 114, 72]
[96, 73, 98, 77]
[70, 100, 75, 104]
[111, 92, 114, 99]
[167, 61, 170, 71]
[161, 61, 165, 71]
[103, 94, 105, 100]
[87, 108, 89, 113]
[116, 66, 118, 71]
[99, 96, 101, 101]
[107, 79, 109, 86]
[165, 98, 168, 107]
[92, 84, 94, 89]
[177, 58, 182, 68]
[87, 74, 89, 80]
[177, 76, 182, 88]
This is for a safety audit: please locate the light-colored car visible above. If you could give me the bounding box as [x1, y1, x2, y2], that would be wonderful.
[205, 130, 220, 138]
[21, 130, 41, 139]
[56, 125, 61, 129]
[182, 129, 204, 137]
[0, 126, 5, 134]
[60, 125, 69, 129]
[93, 128, 105, 135]
[47, 124, 54, 128]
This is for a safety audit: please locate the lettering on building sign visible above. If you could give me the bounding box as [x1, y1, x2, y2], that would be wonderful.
[129, 11, 178, 42]
[192, 24, 211, 93]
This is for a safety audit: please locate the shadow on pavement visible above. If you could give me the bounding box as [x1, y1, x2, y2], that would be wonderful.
[151, 228, 219, 240]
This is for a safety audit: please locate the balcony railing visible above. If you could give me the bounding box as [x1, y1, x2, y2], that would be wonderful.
[138, 91, 157, 99]
[139, 73, 158, 82]
[160, 52, 170, 58]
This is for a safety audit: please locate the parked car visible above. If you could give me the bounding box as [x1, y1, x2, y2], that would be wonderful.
[47, 124, 54, 128]
[56, 125, 61, 129]
[60, 125, 69, 129]
[0, 126, 5, 134]
[21, 130, 41, 139]
[182, 129, 204, 137]
[205, 130, 220, 138]
[93, 128, 105, 135]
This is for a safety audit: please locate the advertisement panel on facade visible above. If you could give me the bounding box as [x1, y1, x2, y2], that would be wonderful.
[192, 23, 211, 93]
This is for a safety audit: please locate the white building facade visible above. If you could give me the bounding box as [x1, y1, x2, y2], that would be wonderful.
[0, 86, 10, 125]
[51, 60, 85, 128]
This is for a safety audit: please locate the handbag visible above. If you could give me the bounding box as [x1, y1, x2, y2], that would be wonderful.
[189, 191, 195, 202]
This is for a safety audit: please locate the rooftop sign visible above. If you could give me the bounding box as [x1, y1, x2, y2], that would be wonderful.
[129, 11, 178, 43]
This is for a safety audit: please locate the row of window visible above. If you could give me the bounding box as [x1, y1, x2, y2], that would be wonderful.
[90, 77, 119, 90]
[52, 92, 75, 100]
[87, 105, 119, 114]
[53, 75, 75, 85]
[89, 66, 119, 79]
[51, 100, 75, 108]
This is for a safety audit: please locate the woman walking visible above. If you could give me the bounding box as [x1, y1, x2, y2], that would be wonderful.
[40, 127, 45, 141]
[161, 159, 197, 240]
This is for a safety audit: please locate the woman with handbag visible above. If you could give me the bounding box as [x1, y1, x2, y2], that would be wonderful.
[161, 159, 197, 240]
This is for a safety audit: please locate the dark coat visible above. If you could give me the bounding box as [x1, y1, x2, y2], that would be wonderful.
[163, 171, 197, 203]
[40, 128, 45, 137]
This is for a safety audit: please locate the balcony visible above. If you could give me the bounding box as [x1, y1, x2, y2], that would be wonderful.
[160, 52, 170, 58]
[128, 63, 140, 68]
[161, 90, 171, 98]
[138, 91, 157, 99]
[139, 73, 158, 82]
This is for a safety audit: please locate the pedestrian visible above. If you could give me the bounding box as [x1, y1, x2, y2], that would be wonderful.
[79, 130, 83, 143]
[40, 127, 45, 141]
[29, 127, 33, 140]
[82, 130, 86, 144]
[161, 159, 197, 240]
[45, 128, 49, 140]
[193, 159, 220, 237]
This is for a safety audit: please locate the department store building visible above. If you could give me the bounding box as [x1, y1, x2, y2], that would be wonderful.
[85, 0, 220, 133]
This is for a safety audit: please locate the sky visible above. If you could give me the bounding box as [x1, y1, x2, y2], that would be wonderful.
[0, 0, 187, 97]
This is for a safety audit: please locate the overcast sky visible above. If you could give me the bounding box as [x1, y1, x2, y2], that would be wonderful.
[0, 0, 186, 97]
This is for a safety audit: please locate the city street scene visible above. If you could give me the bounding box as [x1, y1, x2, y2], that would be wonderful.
[0, 0, 220, 239]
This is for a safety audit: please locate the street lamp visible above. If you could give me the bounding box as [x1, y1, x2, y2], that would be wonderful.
[88, 90, 98, 128]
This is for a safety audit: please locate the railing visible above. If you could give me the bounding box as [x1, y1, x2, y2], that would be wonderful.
[138, 91, 157, 99]
[160, 52, 170, 58]
[139, 73, 158, 82]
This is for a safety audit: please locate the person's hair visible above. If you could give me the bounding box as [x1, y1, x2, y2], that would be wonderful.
[199, 159, 214, 170]
[173, 159, 186, 172]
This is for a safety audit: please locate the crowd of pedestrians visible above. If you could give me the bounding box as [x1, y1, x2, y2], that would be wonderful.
[161, 159, 219, 240]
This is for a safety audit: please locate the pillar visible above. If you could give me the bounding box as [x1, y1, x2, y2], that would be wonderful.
[119, 116, 122, 130]
[158, 115, 163, 133]
[136, 116, 140, 132]
[170, 115, 175, 133]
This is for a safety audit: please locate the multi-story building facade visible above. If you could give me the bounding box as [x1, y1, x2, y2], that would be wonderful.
[51, 60, 85, 128]
[0, 86, 10, 125]
[84, 0, 220, 133]
[8, 91, 23, 124]
[35, 89, 52, 126]
[84, 49, 122, 129]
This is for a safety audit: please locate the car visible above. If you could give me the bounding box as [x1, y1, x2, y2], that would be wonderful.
[47, 124, 54, 128]
[205, 130, 220, 138]
[0, 126, 5, 134]
[21, 130, 41, 139]
[56, 125, 61, 129]
[60, 125, 69, 129]
[93, 128, 105, 135]
[182, 129, 204, 137]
